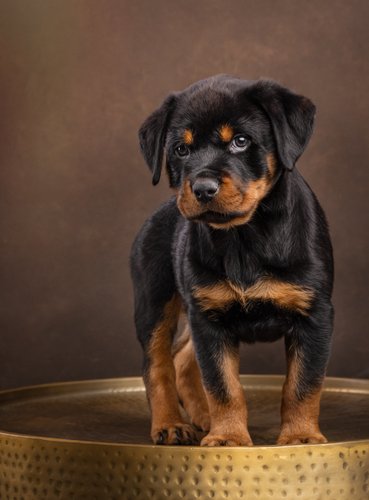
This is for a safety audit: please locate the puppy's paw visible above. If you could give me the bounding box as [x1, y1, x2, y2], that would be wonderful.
[201, 432, 253, 447]
[152, 423, 198, 445]
[277, 432, 327, 445]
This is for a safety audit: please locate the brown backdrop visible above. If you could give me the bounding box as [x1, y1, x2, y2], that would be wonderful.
[0, 0, 368, 389]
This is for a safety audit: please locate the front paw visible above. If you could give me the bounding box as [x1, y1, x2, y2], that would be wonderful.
[152, 423, 198, 445]
[277, 431, 327, 445]
[201, 432, 253, 447]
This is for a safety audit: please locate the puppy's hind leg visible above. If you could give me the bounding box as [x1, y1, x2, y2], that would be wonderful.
[173, 325, 210, 432]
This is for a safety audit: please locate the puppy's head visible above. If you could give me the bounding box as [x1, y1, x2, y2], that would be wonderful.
[139, 75, 315, 229]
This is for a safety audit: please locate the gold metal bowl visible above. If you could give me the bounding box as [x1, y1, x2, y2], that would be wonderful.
[0, 375, 368, 499]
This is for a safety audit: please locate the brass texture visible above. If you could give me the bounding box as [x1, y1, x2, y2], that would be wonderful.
[0, 375, 368, 499]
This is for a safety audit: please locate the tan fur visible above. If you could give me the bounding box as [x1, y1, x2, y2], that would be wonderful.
[201, 350, 253, 446]
[183, 129, 194, 145]
[177, 178, 202, 219]
[193, 277, 314, 315]
[176, 153, 278, 228]
[266, 152, 277, 177]
[193, 281, 236, 311]
[212, 175, 245, 212]
[278, 353, 326, 444]
[243, 278, 314, 314]
[177, 173, 271, 226]
[173, 325, 210, 431]
[147, 295, 185, 437]
[208, 175, 272, 229]
[219, 124, 234, 142]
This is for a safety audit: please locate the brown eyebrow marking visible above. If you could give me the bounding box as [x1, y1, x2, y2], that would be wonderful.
[183, 129, 194, 145]
[219, 124, 234, 142]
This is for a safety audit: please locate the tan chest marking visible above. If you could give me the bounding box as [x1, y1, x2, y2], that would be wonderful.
[193, 277, 313, 315]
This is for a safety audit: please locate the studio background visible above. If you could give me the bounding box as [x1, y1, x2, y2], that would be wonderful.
[1, 0, 368, 390]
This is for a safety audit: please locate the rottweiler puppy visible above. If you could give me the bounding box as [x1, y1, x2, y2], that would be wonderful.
[130, 75, 334, 446]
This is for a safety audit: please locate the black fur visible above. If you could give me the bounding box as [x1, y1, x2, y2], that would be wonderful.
[131, 75, 334, 442]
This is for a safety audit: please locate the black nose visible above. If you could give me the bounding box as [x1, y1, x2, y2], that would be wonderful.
[192, 178, 219, 203]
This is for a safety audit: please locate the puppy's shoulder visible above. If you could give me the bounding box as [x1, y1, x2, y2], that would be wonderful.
[131, 197, 181, 259]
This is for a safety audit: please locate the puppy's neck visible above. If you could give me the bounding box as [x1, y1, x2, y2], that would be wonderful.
[187, 170, 301, 284]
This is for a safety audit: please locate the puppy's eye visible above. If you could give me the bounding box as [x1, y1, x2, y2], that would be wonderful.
[230, 135, 250, 152]
[175, 144, 190, 157]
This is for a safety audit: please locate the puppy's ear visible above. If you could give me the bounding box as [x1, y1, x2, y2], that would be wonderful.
[249, 81, 316, 170]
[138, 94, 176, 185]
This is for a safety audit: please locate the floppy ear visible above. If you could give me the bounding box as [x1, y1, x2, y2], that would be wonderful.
[138, 94, 176, 185]
[249, 81, 316, 170]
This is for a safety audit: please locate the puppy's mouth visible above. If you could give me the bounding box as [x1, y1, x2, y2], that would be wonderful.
[189, 210, 248, 224]
[177, 175, 272, 228]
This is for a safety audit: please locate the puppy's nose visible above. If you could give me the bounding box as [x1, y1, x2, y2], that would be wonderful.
[192, 178, 219, 203]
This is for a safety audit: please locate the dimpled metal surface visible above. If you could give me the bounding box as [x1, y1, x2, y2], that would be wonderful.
[0, 376, 368, 499]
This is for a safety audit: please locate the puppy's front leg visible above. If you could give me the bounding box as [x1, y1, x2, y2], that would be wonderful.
[278, 305, 333, 445]
[190, 313, 253, 447]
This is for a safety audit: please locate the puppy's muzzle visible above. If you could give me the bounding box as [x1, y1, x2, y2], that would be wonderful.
[192, 178, 220, 204]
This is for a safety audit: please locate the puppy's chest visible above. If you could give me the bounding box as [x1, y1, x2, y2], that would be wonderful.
[193, 274, 313, 317]
[185, 231, 313, 317]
